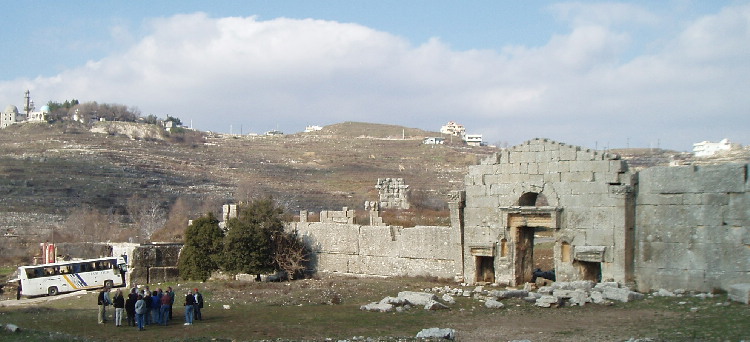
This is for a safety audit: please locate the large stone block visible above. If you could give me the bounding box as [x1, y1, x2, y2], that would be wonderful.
[640, 164, 747, 194]
[561, 171, 595, 182]
[359, 226, 399, 257]
[148, 266, 180, 283]
[637, 194, 683, 206]
[726, 193, 750, 225]
[728, 283, 750, 304]
[559, 146, 578, 161]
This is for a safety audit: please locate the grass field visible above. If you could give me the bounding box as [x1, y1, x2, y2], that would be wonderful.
[1, 275, 748, 341]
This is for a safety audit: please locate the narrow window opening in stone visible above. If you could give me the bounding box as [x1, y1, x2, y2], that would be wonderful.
[518, 192, 538, 206]
[500, 239, 508, 257]
[561, 242, 571, 262]
[475, 256, 495, 283]
[576, 261, 602, 282]
[518, 192, 548, 206]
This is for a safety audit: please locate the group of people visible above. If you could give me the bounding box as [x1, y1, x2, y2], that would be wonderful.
[97, 285, 204, 331]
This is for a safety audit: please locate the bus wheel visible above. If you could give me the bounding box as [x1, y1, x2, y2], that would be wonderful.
[48, 287, 59, 296]
[104, 280, 113, 288]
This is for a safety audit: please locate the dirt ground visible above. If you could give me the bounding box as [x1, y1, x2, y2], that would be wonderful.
[3, 273, 745, 342]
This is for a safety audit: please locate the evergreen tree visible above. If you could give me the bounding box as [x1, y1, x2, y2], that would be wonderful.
[178, 212, 224, 281]
[221, 197, 284, 276]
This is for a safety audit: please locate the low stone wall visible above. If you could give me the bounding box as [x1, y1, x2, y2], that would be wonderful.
[635, 164, 750, 292]
[129, 243, 183, 285]
[290, 222, 459, 279]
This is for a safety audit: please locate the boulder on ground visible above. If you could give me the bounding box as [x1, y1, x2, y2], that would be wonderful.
[4, 323, 20, 333]
[424, 300, 450, 311]
[602, 287, 644, 302]
[441, 294, 456, 304]
[397, 291, 438, 306]
[485, 299, 504, 309]
[379, 296, 407, 306]
[728, 283, 750, 304]
[360, 302, 394, 312]
[535, 295, 562, 308]
[489, 289, 528, 299]
[416, 327, 456, 340]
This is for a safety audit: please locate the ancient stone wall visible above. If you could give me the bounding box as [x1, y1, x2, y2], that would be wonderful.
[635, 164, 750, 292]
[376, 178, 410, 209]
[462, 138, 635, 285]
[129, 243, 182, 285]
[288, 221, 459, 279]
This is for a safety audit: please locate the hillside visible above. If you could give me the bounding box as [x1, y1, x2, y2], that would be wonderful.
[0, 121, 494, 236]
[1, 120, 747, 243]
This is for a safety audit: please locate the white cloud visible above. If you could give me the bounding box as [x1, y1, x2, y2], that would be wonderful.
[1, 4, 748, 150]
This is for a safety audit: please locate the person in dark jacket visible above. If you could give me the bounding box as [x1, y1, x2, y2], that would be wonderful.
[193, 288, 204, 320]
[143, 291, 152, 325]
[125, 289, 136, 327]
[167, 286, 175, 319]
[113, 289, 125, 326]
[184, 290, 196, 325]
[97, 287, 111, 324]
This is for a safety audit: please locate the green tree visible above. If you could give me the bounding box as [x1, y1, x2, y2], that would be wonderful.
[178, 212, 224, 281]
[221, 197, 285, 277]
[165, 115, 183, 126]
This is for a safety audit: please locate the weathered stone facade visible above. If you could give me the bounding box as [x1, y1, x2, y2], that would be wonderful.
[296, 138, 749, 293]
[289, 219, 461, 279]
[634, 164, 750, 292]
[461, 138, 636, 286]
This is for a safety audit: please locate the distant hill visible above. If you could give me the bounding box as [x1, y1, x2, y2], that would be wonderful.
[314, 121, 442, 139]
[0, 120, 746, 241]
[0, 121, 496, 237]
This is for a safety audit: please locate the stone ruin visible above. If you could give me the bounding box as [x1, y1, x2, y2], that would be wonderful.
[376, 178, 410, 209]
[128, 243, 182, 285]
[292, 138, 750, 297]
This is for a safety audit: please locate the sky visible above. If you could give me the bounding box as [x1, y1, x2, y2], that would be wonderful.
[1, 1, 748, 151]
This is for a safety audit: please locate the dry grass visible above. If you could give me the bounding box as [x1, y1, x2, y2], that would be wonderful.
[1, 274, 748, 341]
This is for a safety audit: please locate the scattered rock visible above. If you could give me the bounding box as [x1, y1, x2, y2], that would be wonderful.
[360, 302, 394, 312]
[728, 283, 750, 304]
[424, 300, 450, 311]
[416, 327, 456, 340]
[535, 295, 562, 308]
[397, 291, 438, 306]
[441, 294, 456, 304]
[484, 299, 504, 309]
[4, 323, 20, 333]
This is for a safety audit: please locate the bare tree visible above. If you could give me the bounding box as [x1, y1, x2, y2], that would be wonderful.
[60, 206, 125, 242]
[272, 230, 309, 280]
[151, 197, 192, 242]
[126, 195, 167, 242]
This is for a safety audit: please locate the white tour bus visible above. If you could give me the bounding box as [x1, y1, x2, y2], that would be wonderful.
[17, 256, 127, 297]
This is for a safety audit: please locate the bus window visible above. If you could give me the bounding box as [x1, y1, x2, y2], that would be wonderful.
[34, 268, 44, 278]
[73, 263, 82, 273]
[59, 265, 72, 274]
[26, 269, 36, 279]
[44, 267, 57, 276]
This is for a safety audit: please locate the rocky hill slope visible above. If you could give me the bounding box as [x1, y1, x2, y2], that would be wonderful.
[1, 120, 747, 238]
[0, 121, 494, 234]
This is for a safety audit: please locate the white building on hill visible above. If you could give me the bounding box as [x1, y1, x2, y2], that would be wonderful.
[1, 90, 48, 128]
[440, 121, 465, 137]
[693, 138, 739, 157]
